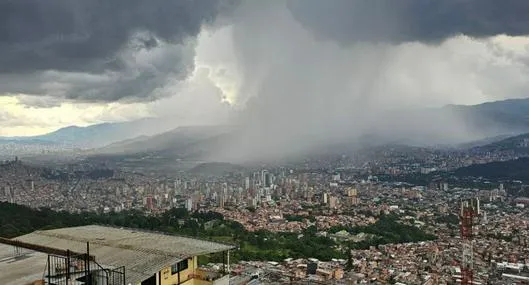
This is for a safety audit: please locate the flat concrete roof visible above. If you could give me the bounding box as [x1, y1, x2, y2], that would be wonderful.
[0, 243, 48, 285]
[11, 225, 236, 284]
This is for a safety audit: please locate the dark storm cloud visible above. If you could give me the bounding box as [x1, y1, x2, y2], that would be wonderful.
[287, 0, 529, 44]
[0, 0, 237, 74]
[0, 0, 238, 102]
[206, 0, 529, 163]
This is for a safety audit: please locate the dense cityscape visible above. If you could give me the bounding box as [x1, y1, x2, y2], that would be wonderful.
[3, 1, 529, 285]
[1, 142, 529, 284]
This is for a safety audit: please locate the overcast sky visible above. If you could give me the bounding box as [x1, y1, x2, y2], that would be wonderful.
[2, 0, 529, 137]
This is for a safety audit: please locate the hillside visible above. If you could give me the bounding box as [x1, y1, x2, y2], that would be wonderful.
[454, 157, 529, 181]
[6, 97, 529, 160]
[95, 98, 529, 157]
[456, 134, 513, 149]
[94, 125, 233, 155]
[0, 118, 171, 148]
[471, 133, 529, 154]
[188, 162, 244, 176]
[446, 98, 529, 134]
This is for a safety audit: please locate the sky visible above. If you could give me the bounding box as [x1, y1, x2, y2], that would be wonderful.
[2, 0, 529, 142]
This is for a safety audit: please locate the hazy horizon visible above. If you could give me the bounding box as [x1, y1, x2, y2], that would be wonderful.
[3, 96, 526, 137]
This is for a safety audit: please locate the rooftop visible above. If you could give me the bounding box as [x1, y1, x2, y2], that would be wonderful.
[9, 225, 236, 284]
[0, 243, 47, 285]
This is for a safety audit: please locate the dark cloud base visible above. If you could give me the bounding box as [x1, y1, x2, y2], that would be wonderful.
[1, 0, 529, 104]
[287, 0, 529, 44]
[0, 0, 238, 102]
[0, 0, 235, 74]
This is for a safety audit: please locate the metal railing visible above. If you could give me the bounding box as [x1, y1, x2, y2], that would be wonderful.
[44, 243, 125, 285]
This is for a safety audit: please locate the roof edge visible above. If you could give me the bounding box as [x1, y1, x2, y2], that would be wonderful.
[89, 224, 239, 250]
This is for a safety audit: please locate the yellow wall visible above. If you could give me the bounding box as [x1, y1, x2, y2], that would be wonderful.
[158, 256, 198, 285]
[181, 279, 211, 285]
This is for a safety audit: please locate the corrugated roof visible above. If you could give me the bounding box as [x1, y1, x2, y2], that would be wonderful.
[13, 225, 236, 284]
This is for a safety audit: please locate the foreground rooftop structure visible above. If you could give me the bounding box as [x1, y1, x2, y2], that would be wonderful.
[0, 225, 237, 285]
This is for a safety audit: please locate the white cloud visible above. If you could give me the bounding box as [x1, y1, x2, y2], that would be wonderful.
[0, 96, 149, 136]
[193, 26, 241, 105]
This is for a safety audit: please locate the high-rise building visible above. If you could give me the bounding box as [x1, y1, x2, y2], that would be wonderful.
[244, 177, 250, 190]
[218, 191, 225, 208]
[145, 195, 154, 211]
[253, 172, 260, 187]
[261, 170, 270, 188]
[345, 187, 359, 206]
[250, 197, 258, 208]
[329, 196, 338, 209]
[185, 198, 193, 212]
[346, 187, 357, 197]
[264, 173, 272, 188]
[322, 192, 329, 204]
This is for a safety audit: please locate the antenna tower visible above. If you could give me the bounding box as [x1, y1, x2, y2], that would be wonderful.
[459, 197, 480, 285]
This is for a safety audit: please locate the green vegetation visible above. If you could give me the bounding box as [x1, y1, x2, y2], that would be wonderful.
[40, 168, 115, 181]
[0, 202, 340, 262]
[377, 173, 439, 186]
[330, 215, 437, 250]
[435, 214, 459, 225]
[284, 214, 304, 222]
[237, 227, 343, 261]
[455, 157, 529, 182]
[245, 206, 256, 213]
[0, 202, 436, 263]
[350, 216, 436, 249]
[284, 214, 315, 222]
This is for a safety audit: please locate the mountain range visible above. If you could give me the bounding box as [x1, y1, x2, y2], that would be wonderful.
[454, 157, 529, 182]
[469, 132, 529, 154]
[5, 97, 529, 162]
[446, 98, 529, 131]
[0, 118, 172, 148]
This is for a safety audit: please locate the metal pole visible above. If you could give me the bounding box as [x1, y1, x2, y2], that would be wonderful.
[66, 250, 70, 285]
[87, 242, 91, 285]
[47, 255, 51, 285]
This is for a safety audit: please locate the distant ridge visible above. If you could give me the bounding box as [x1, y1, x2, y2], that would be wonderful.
[5, 97, 529, 158]
[0, 118, 169, 148]
[77, 97, 529, 163]
[455, 157, 529, 182]
[471, 132, 529, 154]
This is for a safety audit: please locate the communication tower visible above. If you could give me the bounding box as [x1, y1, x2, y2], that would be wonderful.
[459, 197, 480, 285]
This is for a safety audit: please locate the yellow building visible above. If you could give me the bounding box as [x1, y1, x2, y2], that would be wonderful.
[346, 187, 357, 197]
[0, 225, 236, 285]
[148, 256, 229, 285]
